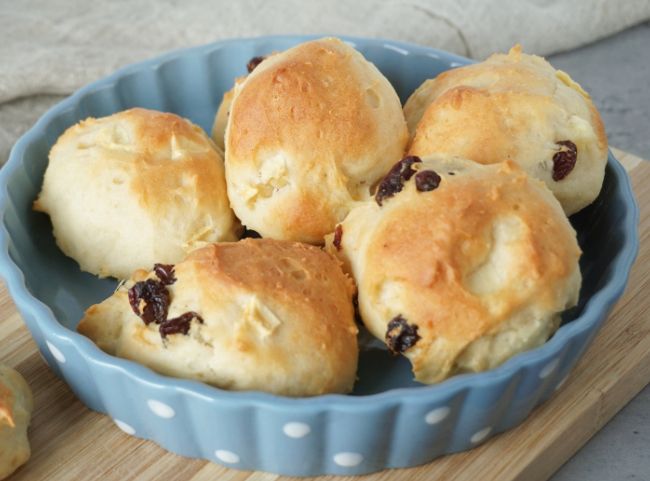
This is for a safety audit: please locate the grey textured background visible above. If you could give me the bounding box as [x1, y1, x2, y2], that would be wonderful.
[548, 21, 650, 481]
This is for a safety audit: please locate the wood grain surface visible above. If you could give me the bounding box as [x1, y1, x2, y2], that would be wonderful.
[0, 148, 648, 481]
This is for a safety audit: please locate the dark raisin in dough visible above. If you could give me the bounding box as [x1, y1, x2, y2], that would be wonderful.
[375, 156, 422, 205]
[128, 279, 170, 325]
[153, 263, 176, 285]
[128, 271, 204, 339]
[415, 170, 442, 192]
[160, 311, 204, 338]
[385, 314, 421, 354]
[552, 140, 578, 181]
[247, 56, 266, 73]
[241, 227, 262, 239]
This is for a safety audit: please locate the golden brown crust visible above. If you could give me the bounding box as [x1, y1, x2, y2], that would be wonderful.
[78, 239, 358, 396]
[35, 108, 239, 279]
[327, 156, 581, 383]
[404, 45, 608, 215]
[0, 365, 32, 479]
[366, 160, 577, 338]
[67, 108, 229, 220]
[225, 37, 408, 243]
[228, 40, 376, 167]
[410, 87, 522, 165]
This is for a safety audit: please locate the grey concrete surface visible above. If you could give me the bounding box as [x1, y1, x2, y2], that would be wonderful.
[551, 386, 650, 481]
[548, 21, 650, 481]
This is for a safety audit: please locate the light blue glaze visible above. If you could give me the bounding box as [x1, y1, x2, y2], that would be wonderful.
[0, 36, 639, 476]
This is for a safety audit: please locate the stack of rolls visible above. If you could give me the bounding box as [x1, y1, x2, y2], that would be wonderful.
[325, 44, 606, 383]
[33, 38, 607, 394]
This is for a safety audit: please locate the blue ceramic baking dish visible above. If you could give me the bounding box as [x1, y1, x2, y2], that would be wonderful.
[0, 36, 639, 476]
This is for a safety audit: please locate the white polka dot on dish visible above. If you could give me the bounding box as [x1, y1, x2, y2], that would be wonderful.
[147, 399, 175, 418]
[46, 340, 66, 363]
[215, 449, 240, 464]
[425, 406, 450, 425]
[283, 422, 311, 438]
[113, 419, 136, 435]
[333, 452, 363, 467]
[470, 426, 492, 444]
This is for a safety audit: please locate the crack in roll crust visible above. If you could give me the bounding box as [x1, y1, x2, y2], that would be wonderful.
[0, 365, 33, 479]
[34, 108, 239, 279]
[78, 239, 358, 397]
[224, 37, 409, 243]
[326, 155, 582, 384]
[404, 45, 608, 215]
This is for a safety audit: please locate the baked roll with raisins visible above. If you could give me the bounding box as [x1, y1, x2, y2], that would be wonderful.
[78, 239, 358, 396]
[404, 45, 607, 215]
[223, 37, 408, 243]
[0, 365, 33, 480]
[327, 155, 581, 383]
[34, 108, 239, 279]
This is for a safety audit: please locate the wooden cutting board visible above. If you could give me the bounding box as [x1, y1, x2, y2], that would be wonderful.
[0, 148, 648, 481]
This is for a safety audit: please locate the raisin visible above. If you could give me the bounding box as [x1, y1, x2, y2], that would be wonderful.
[385, 315, 420, 354]
[552, 140, 578, 181]
[333, 224, 343, 251]
[154, 263, 176, 285]
[128, 266, 204, 339]
[415, 170, 441, 192]
[159, 311, 204, 338]
[247, 56, 266, 73]
[375, 156, 422, 206]
[241, 227, 262, 239]
[128, 279, 170, 325]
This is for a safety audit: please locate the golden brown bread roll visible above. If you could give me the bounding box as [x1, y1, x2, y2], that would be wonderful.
[0, 364, 33, 479]
[78, 239, 358, 396]
[326, 154, 581, 383]
[34, 108, 239, 279]
[224, 37, 409, 243]
[404, 45, 608, 215]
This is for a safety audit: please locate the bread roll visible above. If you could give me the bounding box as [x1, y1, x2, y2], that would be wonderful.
[224, 37, 408, 243]
[78, 239, 358, 396]
[35, 108, 239, 279]
[327, 154, 581, 383]
[404, 45, 607, 215]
